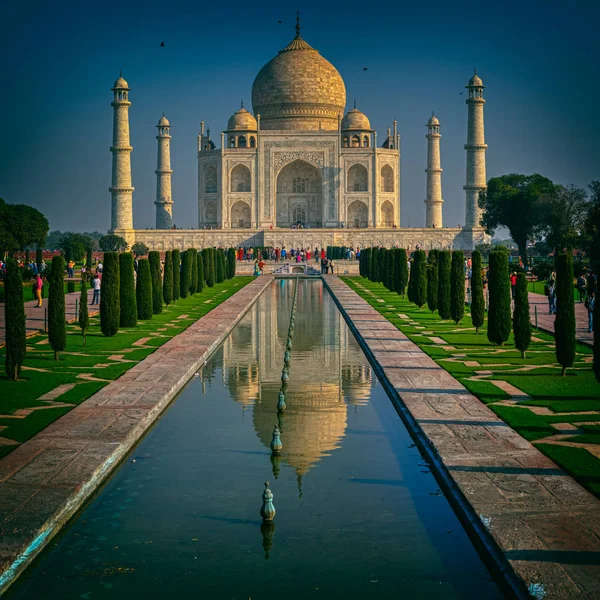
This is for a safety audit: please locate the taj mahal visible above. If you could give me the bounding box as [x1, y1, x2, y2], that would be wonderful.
[109, 14, 488, 251]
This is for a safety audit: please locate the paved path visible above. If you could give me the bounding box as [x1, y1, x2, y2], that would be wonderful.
[0, 289, 98, 345]
[325, 276, 600, 600]
[528, 292, 593, 346]
[0, 276, 272, 594]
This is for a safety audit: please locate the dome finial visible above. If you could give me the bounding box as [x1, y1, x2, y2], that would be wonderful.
[353, 98, 356, 109]
[295, 9, 301, 38]
[241, 98, 244, 109]
[474, 67, 477, 75]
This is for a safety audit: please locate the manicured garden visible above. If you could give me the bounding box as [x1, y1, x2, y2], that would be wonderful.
[341, 275, 600, 497]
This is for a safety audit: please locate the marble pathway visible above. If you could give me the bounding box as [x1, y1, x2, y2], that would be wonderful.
[324, 276, 600, 600]
[0, 276, 273, 593]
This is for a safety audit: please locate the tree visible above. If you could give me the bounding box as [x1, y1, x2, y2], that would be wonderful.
[48, 256, 67, 359]
[594, 291, 600, 383]
[163, 250, 173, 305]
[131, 242, 149, 258]
[542, 184, 588, 250]
[385, 250, 394, 291]
[202, 249, 210, 285]
[412, 250, 427, 308]
[227, 248, 236, 278]
[86, 247, 93, 270]
[370, 247, 379, 282]
[172, 249, 181, 302]
[79, 275, 89, 346]
[59, 232, 92, 262]
[136, 258, 153, 320]
[583, 181, 600, 273]
[119, 252, 137, 327]
[427, 249, 439, 313]
[180, 250, 191, 298]
[100, 252, 120, 336]
[4, 260, 26, 379]
[207, 248, 216, 287]
[396, 249, 408, 297]
[0, 199, 49, 254]
[148, 251, 163, 314]
[197, 251, 205, 293]
[35, 248, 43, 273]
[479, 174, 556, 267]
[471, 250, 485, 334]
[437, 251, 452, 319]
[190, 248, 199, 294]
[216, 249, 225, 283]
[99, 234, 128, 253]
[555, 252, 576, 376]
[487, 250, 511, 345]
[450, 251, 465, 324]
[513, 273, 531, 358]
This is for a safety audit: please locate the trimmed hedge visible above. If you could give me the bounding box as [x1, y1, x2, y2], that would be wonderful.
[163, 250, 173, 305]
[4, 260, 26, 379]
[555, 252, 576, 375]
[471, 250, 485, 334]
[427, 249, 439, 313]
[412, 250, 427, 308]
[119, 252, 137, 327]
[437, 251, 452, 320]
[100, 252, 120, 337]
[227, 248, 236, 279]
[513, 272, 531, 358]
[450, 251, 465, 324]
[197, 251, 205, 293]
[149, 251, 163, 314]
[216, 249, 225, 284]
[487, 250, 511, 346]
[136, 258, 153, 320]
[79, 276, 89, 346]
[180, 250, 191, 298]
[207, 248, 216, 287]
[48, 256, 67, 358]
[397, 249, 408, 297]
[190, 248, 199, 294]
[172, 249, 181, 302]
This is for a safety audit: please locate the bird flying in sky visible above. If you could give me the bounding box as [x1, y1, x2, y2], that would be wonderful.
[160, 41, 165, 47]
[363, 67, 368, 71]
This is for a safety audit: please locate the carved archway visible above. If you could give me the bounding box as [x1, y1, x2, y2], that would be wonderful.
[231, 201, 251, 228]
[276, 160, 323, 227]
[381, 201, 394, 227]
[347, 200, 368, 228]
[230, 164, 251, 192]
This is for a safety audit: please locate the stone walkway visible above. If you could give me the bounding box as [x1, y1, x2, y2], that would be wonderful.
[528, 292, 593, 346]
[325, 276, 600, 600]
[0, 276, 272, 594]
[0, 289, 97, 345]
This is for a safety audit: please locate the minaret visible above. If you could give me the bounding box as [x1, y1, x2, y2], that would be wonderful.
[155, 114, 173, 229]
[109, 73, 134, 230]
[425, 113, 443, 228]
[464, 70, 487, 228]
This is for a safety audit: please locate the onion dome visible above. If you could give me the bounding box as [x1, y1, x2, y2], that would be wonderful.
[112, 72, 129, 90]
[157, 114, 170, 127]
[251, 13, 346, 130]
[227, 107, 258, 131]
[427, 114, 439, 126]
[467, 70, 484, 87]
[342, 107, 371, 131]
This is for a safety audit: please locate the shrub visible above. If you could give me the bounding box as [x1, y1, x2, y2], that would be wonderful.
[385, 250, 394, 291]
[427, 249, 439, 313]
[180, 250, 191, 299]
[119, 252, 137, 327]
[36, 248, 43, 272]
[202, 249, 210, 285]
[79, 275, 89, 346]
[207, 248, 216, 287]
[470, 250, 485, 334]
[48, 255, 67, 358]
[86, 247, 93, 270]
[487, 250, 511, 345]
[396, 249, 408, 296]
[163, 250, 173, 305]
[227, 248, 236, 279]
[172, 249, 181, 302]
[4, 260, 26, 379]
[370, 247, 379, 282]
[216, 248, 225, 283]
[555, 252, 576, 376]
[594, 293, 600, 383]
[67, 281, 75, 294]
[100, 252, 120, 337]
[197, 251, 205, 293]
[513, 272, 531, 358]
[437, 251, 452, 319]
[190, 248, 199, 294]
[450, 251, 465, 324]
[136, 258, 153, 320]
[149, 251, 163, 314]
[413, 250, 427, 308]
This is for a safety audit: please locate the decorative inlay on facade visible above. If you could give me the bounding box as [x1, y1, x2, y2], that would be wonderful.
[274, 151, 324, 172]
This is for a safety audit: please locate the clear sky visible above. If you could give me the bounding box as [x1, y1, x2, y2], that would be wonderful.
[1, 0, 598, 233]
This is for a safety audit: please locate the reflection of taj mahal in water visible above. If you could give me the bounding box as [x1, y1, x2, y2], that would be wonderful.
[199, 281, 372, 483]
[109, 14, 488, 251]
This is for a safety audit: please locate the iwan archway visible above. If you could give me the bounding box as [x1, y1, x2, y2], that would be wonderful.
[276, 160, 323, 228]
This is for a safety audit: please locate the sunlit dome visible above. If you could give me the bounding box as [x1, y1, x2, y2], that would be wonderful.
[427, 114, 439, 126]
[468, 71, 484, 87]
[342, 107, 371, 131]
[157, 114, 170, 127]
[227, 107, 258, 131]
[112, 73, 129, 89]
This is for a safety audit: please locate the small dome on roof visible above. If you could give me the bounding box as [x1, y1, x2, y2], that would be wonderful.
[112, 73, 129, 89]
[427, 114, 439, 126]
[227, 107, 258, 131]
[468, 71, 483, 87]
[157, 114, 170, 127]
[342, 107, 371, 131]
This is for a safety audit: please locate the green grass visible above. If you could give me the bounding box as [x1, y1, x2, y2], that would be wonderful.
[0, 277, 252, 455]
[341, 276, 600, 498]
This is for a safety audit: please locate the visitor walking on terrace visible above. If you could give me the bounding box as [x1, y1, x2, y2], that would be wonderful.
[577, 274, 587, 303]
[34, 273, 43, 307]
[91, 274, 101, 305]
[547, 279, 556, 315]
[585, 292, 595, 333]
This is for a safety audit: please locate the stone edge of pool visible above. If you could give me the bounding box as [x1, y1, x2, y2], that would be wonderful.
[0, 276, 273, 596]
[323, 275, 600, 600]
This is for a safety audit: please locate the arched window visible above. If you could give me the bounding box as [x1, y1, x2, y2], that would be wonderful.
[292, 177, 307, 193]
[249, 136, 256, 148]
[381, 200, 394, 227]
[205, 201, 217, 224]
[381, 165, 394, 193]
[347, 164, 368, 192]
[363, 136, 369, 148]
[343, 137, 349, 148]
[238, 136, 247, 148]
[292, 205, 306, 224]
[351, 135, 360, 147]
[118, 92, 122, 100]
[205, 166, 217, 193]
[229, 136, 236, 148]
[231, 164, 251, 193]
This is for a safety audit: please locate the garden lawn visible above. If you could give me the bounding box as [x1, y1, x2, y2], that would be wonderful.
[341, 276, 600, 498]
[0, 277, 252, 459]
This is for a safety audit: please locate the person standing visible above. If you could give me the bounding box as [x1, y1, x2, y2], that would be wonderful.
[91, 274, 101, 305]
[585, 292, 595, 333]
[547, 279, 556, 315]
[510, 271, 517, 299]
[330, 259, 335, 275]
[34, 274, 43, 307]
[67, 259, 75, 278]
[577, 274, 587, 303]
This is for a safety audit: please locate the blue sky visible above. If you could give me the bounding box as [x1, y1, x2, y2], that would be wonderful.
[1, 0, 598, 232]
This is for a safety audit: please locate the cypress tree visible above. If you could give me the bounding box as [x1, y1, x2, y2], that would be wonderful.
[487, 249, 511, 346]
[197, 251, 205, 293]
[36, 248, 43, 273]
[163, 250, 173, 306]
[4, 260, 26, 379]
[227, 247, 236, 279]
[180, 250, 190, 298]
[450, 250, 465, 324]
[513, 272, 531, 358]
[189, 248, 199, 294]
[216, 249, 225, 283]
[172, 249, 181, 303]
[79, 275, 89, 346]
[136, 258, 153, 320]
[86, 247, 93, 271]
[25, 249, 30, 263]
[100, 252, 120, 337]
[48, 255, 67, 358]
[386, 250, 395, 291]
[207, 248, 216, 287]
[413, 250, 428, 308]
[371, 247, 379, 282]
[437, 250, 452, 320]
[471, 250, 485, 334]
[427, 249, 439, 313]
[555, 252, 576, 376]
[380, 250, 389, 289]
[397, 249, 408, 296]
[202, 248, 210, 284]
[119, 252, 137, 327]
[67, 281, 75, 294]
[149, 251, 163, 314]
[393, 249, 400, 294]
[407, 257, 415, 303]
[359, 248, 365, 277]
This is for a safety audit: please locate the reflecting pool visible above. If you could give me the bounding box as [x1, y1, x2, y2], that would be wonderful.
[6, 280, 502, 599]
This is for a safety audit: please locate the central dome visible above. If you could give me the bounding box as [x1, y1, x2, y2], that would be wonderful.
[252, 25, 346, 131]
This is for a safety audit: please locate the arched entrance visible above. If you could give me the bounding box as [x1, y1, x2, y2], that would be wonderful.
[231, 201, 251, 228]
[276, 160, 323, 227]
[348, 200, 368, 228]
[381, 201, 394, 227]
